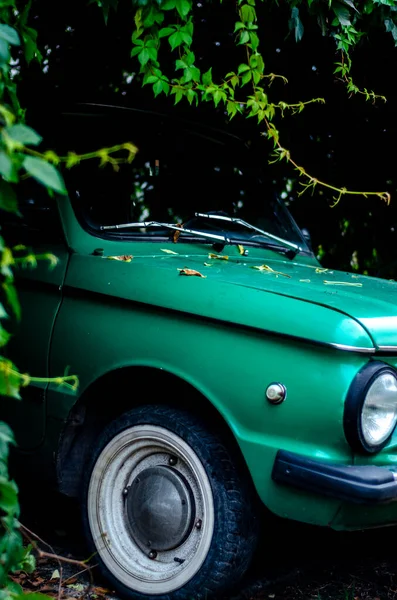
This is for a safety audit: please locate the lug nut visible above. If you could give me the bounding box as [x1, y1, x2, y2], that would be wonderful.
[148, 550, 157, 560]
[123, 487, 129, 497]
[169, 456, 177, 466]
[195, 519, 202, 530]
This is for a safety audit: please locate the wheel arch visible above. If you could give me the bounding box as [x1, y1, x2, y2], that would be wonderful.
[57, 365, 250, 497]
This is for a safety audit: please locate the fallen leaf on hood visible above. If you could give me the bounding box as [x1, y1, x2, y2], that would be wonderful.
[50, 569, 60, 580]
[173, 223, 183, 243]
[237, 245, 245, 255]
[351, 274, 360, 278]
[208, 253, 229, 261]
[178, 268, 206, 278]
[161, 249, 178, 255]
[315, 267, 328, 273]
[323, 280, 362, 287]
[203, 262, 213, 267]
[251, 264, 291, 278]
[299, 279, 311, 282]
[107, 255, 133, 262]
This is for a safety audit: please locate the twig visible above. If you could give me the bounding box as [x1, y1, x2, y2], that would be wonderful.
[20, 523, 64, 600]
[20, 523, 95, 600]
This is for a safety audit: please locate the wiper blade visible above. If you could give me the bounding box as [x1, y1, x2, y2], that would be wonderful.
[195, 212, 301, 255]
[100, 220, 233, 244]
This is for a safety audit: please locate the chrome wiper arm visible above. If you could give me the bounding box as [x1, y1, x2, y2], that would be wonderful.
[100, 221, 232, 244]
[195, 212, 301, 253]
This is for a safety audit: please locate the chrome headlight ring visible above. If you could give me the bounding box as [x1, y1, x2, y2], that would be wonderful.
[344, 361, 397, 454]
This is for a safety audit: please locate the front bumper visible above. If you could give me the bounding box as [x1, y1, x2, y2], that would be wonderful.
[272, 450, 397, 504]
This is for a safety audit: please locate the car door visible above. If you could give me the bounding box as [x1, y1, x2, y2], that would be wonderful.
[0, 180, 69, 450]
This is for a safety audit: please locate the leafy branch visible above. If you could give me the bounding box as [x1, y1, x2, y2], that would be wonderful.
[128, 0, 391, 205]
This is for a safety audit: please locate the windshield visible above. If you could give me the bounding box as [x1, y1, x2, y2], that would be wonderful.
[63, 112, 309, 254]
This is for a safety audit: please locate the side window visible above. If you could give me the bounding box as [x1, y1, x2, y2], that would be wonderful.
[0, 179, 64, 244]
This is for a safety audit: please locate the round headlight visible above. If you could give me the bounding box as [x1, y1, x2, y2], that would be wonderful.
[344, 362, 397, 453]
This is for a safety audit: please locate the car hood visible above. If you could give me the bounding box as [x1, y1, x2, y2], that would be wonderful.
[67, 250, 397, 352]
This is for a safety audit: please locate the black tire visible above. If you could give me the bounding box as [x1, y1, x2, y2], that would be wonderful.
[81, 405, 259, 600]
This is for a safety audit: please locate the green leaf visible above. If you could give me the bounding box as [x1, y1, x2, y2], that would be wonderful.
[0, 180, 17, 212]
[186, 88, 197, 105]
[23, 156, 67, 195]
[234, 21, 245, 31]
[385, 18, 397, 41]
[2, 282, 20, 321]
[0, 422, 14, 453]
[153, 79, 163, 96]
[175, 0, 191, 18]
[202, 67, 212, 85]
[0, 24, 20, 46]
[169, 31, 184, 50]
[142, 4, 164, 27]
[190, 65, 200, 82]
[161, 79, 170, 94]
[158, 26, 176, 37]
[213, 89, 226, 107]
[185, 50, 195, 65]
[5, 124, 42, 147]
[0, 325, 10, 348]
[173, 88, 184, 104]
[333, 3, 351, 25]
[161, 0, 176, 8]
[340, 0, 359, 12]
[289, 7, 304, 42]
[241, 71, 252, 85]
[249, 31, 259, 50]
[0, 152, 17, 183]
[239, 30, 250, 44]
[175, 58, 187, 70]
[0, 477, 19, 515]
[179, 30, 192, 45]
[227, 100, 238, 119]
[237, 63, 250, 74]
[0, 38, 10, 64]
[0, 359, 21, 399]
[241, 4, 256, 23]
[138, 48, 150, 65]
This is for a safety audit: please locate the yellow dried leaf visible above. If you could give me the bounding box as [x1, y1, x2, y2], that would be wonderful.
[315, 267, 328, 273]
[161, 249, 178, 254]
[208, 253, 229, 261]
[203, 262, 213, 267]
[237, 245, 245, 255]
[251, 264, 291, 278]
[173, 223, 183, 243]
[323, 280, 362, 287]
[107, 255, 133, 262]
[178, 268, 207, 278]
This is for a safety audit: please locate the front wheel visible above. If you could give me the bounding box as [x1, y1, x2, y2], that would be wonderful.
[81, 405, 259, 600]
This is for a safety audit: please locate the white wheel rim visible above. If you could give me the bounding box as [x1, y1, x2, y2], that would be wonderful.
[87, 424, 215, 595]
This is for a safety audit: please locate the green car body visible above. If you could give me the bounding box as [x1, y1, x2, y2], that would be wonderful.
[3, 105, 397, 597]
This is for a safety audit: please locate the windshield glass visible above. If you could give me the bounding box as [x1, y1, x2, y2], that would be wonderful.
[62, 111, 309, 253]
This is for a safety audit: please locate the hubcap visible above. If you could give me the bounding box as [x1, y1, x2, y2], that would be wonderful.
[87, 424, 215, 594]
[125, 465, 195, 552]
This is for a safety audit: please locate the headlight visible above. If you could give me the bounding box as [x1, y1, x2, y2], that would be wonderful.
[344, 362, 397, 453]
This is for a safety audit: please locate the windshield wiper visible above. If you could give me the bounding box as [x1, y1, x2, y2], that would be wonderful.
[100, 220, 234, 244]
[194, 212, 301, 256]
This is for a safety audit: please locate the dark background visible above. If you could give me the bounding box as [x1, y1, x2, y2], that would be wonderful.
[18, 0, 397, 277]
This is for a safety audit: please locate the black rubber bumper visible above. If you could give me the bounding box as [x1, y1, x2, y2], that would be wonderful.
[272, 450, 397, 504]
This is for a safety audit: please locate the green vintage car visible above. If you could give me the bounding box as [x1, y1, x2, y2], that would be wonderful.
[3, 103, 397, 599]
